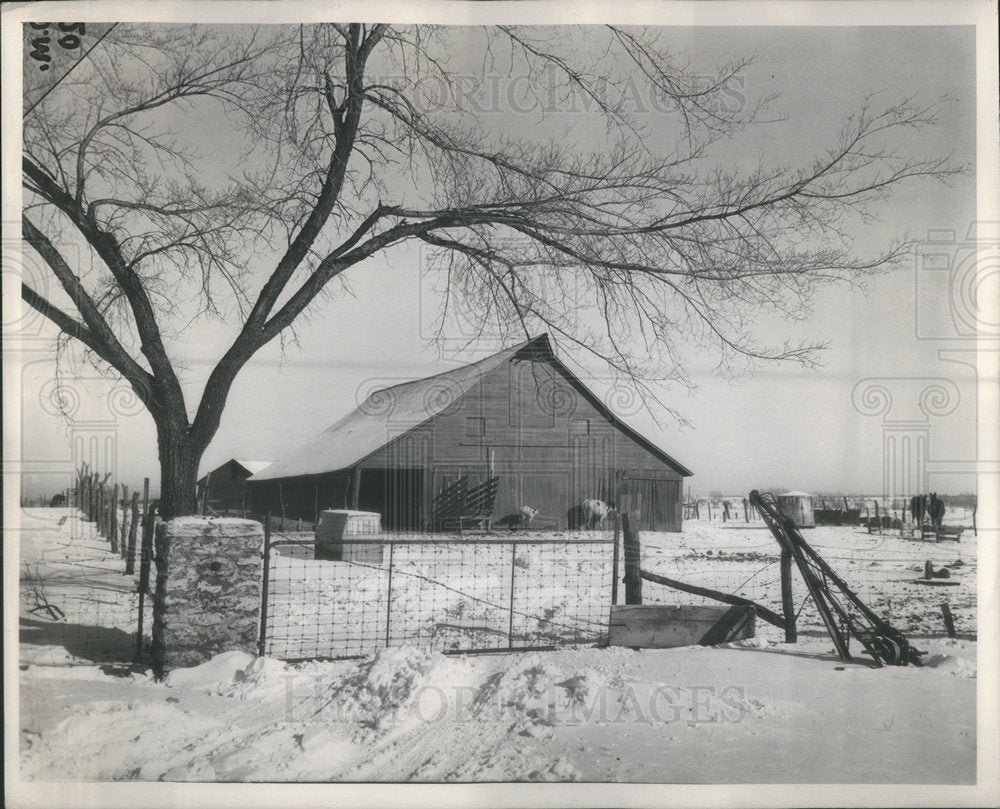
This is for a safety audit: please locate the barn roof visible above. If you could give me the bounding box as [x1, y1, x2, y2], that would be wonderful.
[250, 334, 692, 481]
[233, 459, 272, 476]
[198, 458, 272, 485]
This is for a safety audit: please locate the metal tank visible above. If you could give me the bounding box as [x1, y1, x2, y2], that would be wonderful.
[777, 491, 816, 528]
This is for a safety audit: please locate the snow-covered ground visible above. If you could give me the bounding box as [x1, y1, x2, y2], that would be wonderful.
[9, 506, 994, 801]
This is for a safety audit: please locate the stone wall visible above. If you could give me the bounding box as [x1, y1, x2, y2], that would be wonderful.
[150, 517, 263, 677]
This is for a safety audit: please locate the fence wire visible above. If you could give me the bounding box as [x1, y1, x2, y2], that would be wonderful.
[261, 532, 616, 660]
[18, 508, 152, 667]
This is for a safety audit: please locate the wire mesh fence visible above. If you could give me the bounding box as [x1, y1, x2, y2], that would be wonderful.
[261, 531, 617, 660]
[18, 508, 154, 666]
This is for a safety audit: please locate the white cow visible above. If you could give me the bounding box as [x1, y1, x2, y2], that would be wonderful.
[519, 505, 538, 530]
[582, 499, 616, 530]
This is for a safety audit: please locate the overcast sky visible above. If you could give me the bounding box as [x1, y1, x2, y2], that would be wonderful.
[10, 6, 988, 500]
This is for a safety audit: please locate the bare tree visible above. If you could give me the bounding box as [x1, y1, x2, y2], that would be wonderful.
[22, 23, 959, 518]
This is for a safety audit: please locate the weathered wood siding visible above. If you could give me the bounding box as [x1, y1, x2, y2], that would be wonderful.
[197, 460, 249, 511]
[249, 470, 351, 521]
[360, 352, 687, 530]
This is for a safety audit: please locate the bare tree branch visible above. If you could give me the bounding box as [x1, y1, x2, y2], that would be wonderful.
[21, 22, 962, 515]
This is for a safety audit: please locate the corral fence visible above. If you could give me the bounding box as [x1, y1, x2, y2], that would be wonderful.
[259, 524, 618, 661]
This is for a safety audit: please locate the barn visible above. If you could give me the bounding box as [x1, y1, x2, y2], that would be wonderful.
[247, 335, 692, 531]
[196, 458, 272, 514]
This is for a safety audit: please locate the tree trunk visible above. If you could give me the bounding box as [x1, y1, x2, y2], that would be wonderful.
[156, 426, 201, 520]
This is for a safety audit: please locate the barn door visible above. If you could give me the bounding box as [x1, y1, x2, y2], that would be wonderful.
[617, 470, 682, 532]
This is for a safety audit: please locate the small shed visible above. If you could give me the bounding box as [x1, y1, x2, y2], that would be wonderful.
[197, 458, 272, 514]
[777, 491, 816, 528]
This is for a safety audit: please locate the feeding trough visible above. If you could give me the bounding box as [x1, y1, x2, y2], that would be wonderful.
[609, 604, 756, 648]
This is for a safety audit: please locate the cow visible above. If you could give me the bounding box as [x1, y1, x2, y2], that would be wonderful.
[582, 499, 616, 530]
[910, 494, 927, 524]
[518, 505, 538, 530]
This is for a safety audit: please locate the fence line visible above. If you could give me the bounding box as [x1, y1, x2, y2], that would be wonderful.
[259, 527, 617, 661]
[18, 466, 159, 665]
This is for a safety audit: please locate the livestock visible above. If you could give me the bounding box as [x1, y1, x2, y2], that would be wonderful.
[519, 505, 538, 530]
[582, 499, 616, 530]
[911, 493, 946, 528]
[928, 493, 945, 529]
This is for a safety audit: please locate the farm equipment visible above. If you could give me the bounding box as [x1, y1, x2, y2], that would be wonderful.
[749, 490, 925, 667]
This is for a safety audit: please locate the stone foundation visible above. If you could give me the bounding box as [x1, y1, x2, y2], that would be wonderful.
[150, 517, 263, 678]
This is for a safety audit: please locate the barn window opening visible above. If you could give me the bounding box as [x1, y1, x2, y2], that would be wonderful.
[571, 418, 590, 434]
[466, 416, 486, 437]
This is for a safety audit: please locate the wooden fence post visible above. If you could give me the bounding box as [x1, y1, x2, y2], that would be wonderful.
[110, 488, 115, 541]
[622, 511, 642, 605]
[780, 548, 797, 642]
[127, 477, 148, 576]
[97, 482, 105, 536]
[135, 501, 156, 663]
[140, 504, 155, 594]
[78, 464, 88, 514]
[126, 491, 141, 574]
[109, 484, 119, 553]
[940, 603, 957, 638]
[119, 484, 130, 558]
[101, 473, 112, 537]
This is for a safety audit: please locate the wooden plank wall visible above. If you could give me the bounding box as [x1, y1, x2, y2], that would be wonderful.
[254, 353, 688, 530]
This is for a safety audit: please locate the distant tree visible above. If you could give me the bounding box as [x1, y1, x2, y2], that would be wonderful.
[22, 24, 959, 517]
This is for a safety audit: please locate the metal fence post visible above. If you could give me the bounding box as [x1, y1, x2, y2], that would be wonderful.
[611, 512, 621, 607]
[384, 541, 395, 648]
[508, 540, 517, 648]
[258, 514, 271, 657]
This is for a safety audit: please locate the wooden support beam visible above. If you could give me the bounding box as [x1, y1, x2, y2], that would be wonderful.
[639, 568, 787, 630]
[351, 467, 361, 510]
[780, 548, 797, 642]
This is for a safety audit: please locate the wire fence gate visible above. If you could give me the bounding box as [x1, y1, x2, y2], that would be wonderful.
[259, 526, 618, 661]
